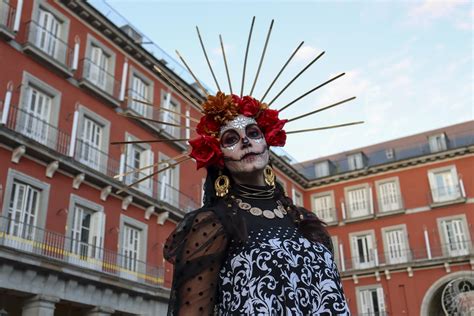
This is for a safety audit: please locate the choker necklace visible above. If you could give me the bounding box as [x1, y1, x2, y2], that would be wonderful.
[234, 183, 275, 200]
[231, 196, 287, 219]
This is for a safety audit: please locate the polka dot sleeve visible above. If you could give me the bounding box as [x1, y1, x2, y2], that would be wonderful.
[164, 209, 228, 316]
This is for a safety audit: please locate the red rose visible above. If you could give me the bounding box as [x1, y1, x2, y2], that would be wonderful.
[231, 94, 242, 105]
[238, 96, 261, 117]
[256, 109, 280, 130]
[265, 129, 287, 147]
[196, 115, 220, 136]
[189, 135, 224, 169]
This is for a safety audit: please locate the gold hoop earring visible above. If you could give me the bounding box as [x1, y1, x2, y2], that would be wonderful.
[264, 165, 275, 187]
[215, 174, 230, 197]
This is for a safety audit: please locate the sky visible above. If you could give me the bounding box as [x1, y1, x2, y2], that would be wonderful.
[95, 0, 473, 162]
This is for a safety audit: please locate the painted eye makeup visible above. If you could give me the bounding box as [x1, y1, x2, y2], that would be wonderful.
[220, 130, 240, 148]
[246, 124, 263, 139]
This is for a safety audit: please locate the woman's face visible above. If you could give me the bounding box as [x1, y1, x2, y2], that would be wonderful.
[219, 115, 269, 174]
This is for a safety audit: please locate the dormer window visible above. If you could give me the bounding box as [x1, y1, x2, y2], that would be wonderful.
[385, 148, 394, 159]
[315, 160, 330, 178]
[348, 152, 364, 171]
[429, 133, 447, 153]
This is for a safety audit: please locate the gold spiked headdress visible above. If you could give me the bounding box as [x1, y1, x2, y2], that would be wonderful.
[112, 17, 363, 192]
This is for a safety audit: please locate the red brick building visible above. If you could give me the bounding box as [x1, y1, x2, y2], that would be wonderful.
[0, 0, 472, 315]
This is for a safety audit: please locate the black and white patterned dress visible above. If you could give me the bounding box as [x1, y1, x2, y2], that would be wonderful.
[164, 191, 349, 316]
[217, 198, 349, 315]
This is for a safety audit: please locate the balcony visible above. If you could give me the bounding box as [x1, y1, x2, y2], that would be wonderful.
[75, 138, 120, 178]
[375, 194, 405, 216]
[429, 183, 466, 207]
[22, 20, 74, 76]
[78, 58, 121, 107]
[339, 240, 472, 274]
[0, 215, 165, 287]
[313, 207, 338, 225]
[0, 0, 15, 40]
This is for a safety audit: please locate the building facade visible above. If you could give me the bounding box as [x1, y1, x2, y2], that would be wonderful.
[0, 0, 472, 315]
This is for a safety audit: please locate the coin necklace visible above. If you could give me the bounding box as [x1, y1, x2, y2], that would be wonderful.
[233, 197, 287, 219]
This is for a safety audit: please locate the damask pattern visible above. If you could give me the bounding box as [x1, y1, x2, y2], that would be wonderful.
[218, 226, 350, 315]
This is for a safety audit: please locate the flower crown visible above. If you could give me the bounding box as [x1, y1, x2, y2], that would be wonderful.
[189, 92, 288, 169]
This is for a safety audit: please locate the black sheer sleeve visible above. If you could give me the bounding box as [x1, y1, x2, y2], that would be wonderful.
[164, 208, 228, 316]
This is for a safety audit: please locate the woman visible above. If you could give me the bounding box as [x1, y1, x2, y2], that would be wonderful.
[164, 93, 350, 315]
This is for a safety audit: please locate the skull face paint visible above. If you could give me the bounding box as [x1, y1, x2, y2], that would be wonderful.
[220, 115, 269, 174]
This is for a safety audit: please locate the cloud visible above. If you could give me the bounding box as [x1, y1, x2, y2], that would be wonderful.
[294, 45, 322, 62]
[211, 43, 234, 56]
[406, 0, 472, 30]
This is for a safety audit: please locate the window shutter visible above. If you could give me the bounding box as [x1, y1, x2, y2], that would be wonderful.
[359, 290, 370, 314]
[376, 287, 386, 312]
[89, 211, 105, 259]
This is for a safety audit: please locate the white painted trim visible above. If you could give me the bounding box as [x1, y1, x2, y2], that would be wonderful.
[13, 0, 23, 32]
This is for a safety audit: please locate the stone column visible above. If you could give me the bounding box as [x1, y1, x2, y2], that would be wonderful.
[85, 307, 115, 316]
[22, 295, 59, 316]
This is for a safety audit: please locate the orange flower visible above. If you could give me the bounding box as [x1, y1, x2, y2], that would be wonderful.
[202, 92, 239, 124]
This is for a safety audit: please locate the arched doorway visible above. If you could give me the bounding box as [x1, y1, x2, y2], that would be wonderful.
[420, 271, 474, 316]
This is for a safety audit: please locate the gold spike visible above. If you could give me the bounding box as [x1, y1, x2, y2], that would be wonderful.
[287, 97, 357, 122]
[249, 19, 274, 96]
[111, 138, 190, 145]
[114, 153, 187, 179]
[241, 16, 256, 97]
[196, 26, 221, 91]
[117, 157, 192, 194]
[268, 51, 325, 106]
[261, 41, 304, 102]
[152, 65, 203, 110]
[175, 50, 209, 97]
[127, 97, 201, 123]
[279, 73, 346, 112]
[286, 121, 365, 134]
[220, 34, 233, 94]
[118, 112, 194, 129]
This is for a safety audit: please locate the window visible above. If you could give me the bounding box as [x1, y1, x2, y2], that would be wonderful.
[357, 286, 386, 316]
[315, 160, 330, 178]
[119, 215, 148, 281]
[125, 135, 154, 196]
[331, 236, 339, 267]
[1, 169, 50, 253]
[385, 148, 394, 159]
[376, 178, 402, 213]
[345, 185, 371, 218]
[161, 92, 181, 138]
[75, 105, 111, 174]
[36, 9, 61, 58]
[67, 195, 105, 269]
[312, 192, 336, 223]
[348, 152, 364, 171]
[350, 231, 376, 269]
[382, 225, 408, 264]
[158, 154, 180, 205]
[429, 133, 447, 153]
[292, 188, 303, 207]
[17, 72, 61, 150]
[128, 68, 154, 118]
[438, 216, 470, 257]
[428, 166, 461, 203]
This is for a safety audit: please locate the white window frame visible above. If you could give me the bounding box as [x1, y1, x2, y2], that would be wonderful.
[158, 153, 180, 206]
[314, 160, 330, 178]
[124, 133, 154, 196]
[1, 169, 50, 253]
[437, 214, 471, 257]
[427, 165, 461, 203]
[375, 177, 403, 213]
[118, 215, 148, 281]
[381, 224, 409, 265]
[356, 285, 386, 316]
[75, 105, 111, 174]
[17, 72, 61, 148]
[30, 0, 70, 64]
[84, 34, 116, 95]
[66, 194, 105, 270]
[345, 183, 371, 219]
[160, 90, 181, 138]
[349, 230, 377, 269]
[331, 235, 340, 268]
[428, 133, 447, 153]
[128, 67, 154, 118]
[348, 152, 364, 171]
[292, 187, 304, 207]
[311, 191, 336, 224]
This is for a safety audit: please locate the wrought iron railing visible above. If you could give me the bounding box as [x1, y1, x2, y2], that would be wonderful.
[79, 58, 121, 100]
[0, 0, 16, 32]
[75, 138, 120, 178]
[23, 20, 73, 68]
[339, 239, 472, 272]
[313, 207, 338, 224]
[429, 183, 464, 204]
[0, 215, 165, 286]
